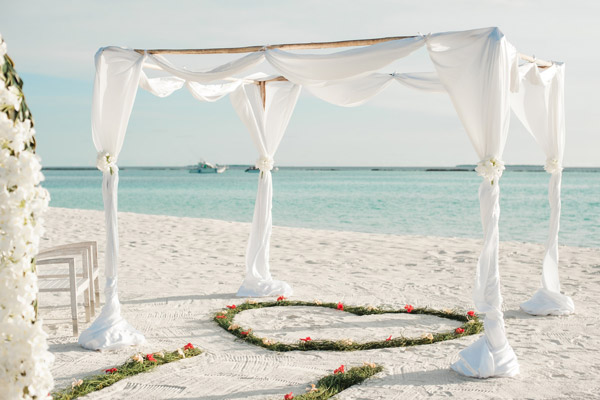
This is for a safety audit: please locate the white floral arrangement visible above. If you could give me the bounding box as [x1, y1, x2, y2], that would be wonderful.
[255, 155, 274, 174]
[544, 158, 563, 174]
[0, 34, 54, 400]
[475, 157, 505, 185]
[96, 151, 117, 175]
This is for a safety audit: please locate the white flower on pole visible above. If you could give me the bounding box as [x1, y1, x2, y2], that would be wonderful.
[96, 151, 118, 175]
[475, 157, 505, 185]
[0, 82, 21, 112]
[544, 158, 563, 174]
[0, 34, 54, 400]
[255, 156, 274, 176]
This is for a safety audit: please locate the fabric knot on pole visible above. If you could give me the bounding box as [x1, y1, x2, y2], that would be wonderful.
[96, 151, 118, 175]
[544, 158, 563, 174]
[255, 156, 274, 173]
[475, 157, 505, 185]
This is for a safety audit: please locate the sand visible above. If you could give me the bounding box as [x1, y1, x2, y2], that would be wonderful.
[40, 207, 600, 399]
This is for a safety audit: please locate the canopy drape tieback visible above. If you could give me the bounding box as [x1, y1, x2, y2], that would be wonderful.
[96, 151, 118, 175]
[256, 155, 274, 178]
[475, 157, 505, 185]
[544, 158, 563, 174]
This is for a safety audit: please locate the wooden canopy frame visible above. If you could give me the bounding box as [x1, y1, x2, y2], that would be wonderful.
[134, 35, 551, 66]
[135, 35, 552, 108]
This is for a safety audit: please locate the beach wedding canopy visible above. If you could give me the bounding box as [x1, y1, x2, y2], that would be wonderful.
[82, 27, 574, 378]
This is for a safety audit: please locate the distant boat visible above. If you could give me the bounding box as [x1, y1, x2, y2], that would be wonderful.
[245, 166, 278, 173]
[189, 161, 227, 174]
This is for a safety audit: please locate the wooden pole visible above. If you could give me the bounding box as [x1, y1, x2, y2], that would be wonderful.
[135, 35, 552, 68]
[134, 35, 415, 55]
[517, 52, 553, 68]
[259, 81, 266, 109]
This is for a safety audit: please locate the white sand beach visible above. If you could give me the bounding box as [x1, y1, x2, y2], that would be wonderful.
[40, 207, 600, 399]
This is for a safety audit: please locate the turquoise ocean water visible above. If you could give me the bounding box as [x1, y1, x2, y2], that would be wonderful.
[42, 167, 600, 248]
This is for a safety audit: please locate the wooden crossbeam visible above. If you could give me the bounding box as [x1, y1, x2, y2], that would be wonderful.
[134, 35, 552, 67]
[134, 36, 415, 55]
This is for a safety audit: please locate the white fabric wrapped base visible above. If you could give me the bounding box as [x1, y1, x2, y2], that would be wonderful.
[78, 278, 145, 351]
[520, 288, 574, 316]
[452, 335, 519, 378]
[231, 82, 300, 299]
[237, 277, 293, 297]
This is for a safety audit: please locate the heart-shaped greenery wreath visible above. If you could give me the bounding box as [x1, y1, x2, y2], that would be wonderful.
[214, 299, 483, 351]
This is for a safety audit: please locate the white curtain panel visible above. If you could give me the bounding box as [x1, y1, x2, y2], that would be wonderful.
[80, 47, 146, 351]
[139, 73, 185, 97]
[427, 27, 520, 378]
[305, 72, 444, 107]
[511, 63, 574, 316]
[265, 36, 425, 85]
[139, 70, 243, 102]
[230, 82, 300, 297]
[147, 51, 265, 83]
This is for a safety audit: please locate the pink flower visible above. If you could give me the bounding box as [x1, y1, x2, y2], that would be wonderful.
[467, 311, 475, 317]
[404, 304, 414, 313]
[300, 337, 312, 342]
[337, 302, 344, 311]
[455, 328, 465, 334]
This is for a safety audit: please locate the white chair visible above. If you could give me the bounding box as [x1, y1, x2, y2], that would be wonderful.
[38, 242, 100, 312]
[37, 257, 91, 336]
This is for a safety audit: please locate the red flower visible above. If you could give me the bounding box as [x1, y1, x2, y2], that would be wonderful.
[455, 328, 465, 334]
[241, 330, 250, 336]
[284, 392, 294, 400]
[300, 337, 312, 342]
[337, 302, 344, 311]
[184, 343, 194, 350]
[104, 368, 117, 374]
[467, 311, 475, 317]
[226, 305, 236, 309]
[333, 364, 345, 374]
[146, 354, 157, 362]
[216, 315, 226, 319]
[277, 295, 286, 301]
[404, 304, 414, 313]
[385, 335, 392, 341]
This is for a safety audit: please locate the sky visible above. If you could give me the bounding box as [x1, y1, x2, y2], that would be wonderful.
[1, 1, 598, 167]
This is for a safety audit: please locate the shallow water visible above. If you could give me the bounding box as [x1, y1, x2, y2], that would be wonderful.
[42, 167, 600, 247]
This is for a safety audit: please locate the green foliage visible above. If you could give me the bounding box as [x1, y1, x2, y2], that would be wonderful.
[294, 364, 383, 399]
[51, 347, 202, 400]
[1, 54, 34, 130]
[1, 53, 36, 160]
[215, 300, 483, 352]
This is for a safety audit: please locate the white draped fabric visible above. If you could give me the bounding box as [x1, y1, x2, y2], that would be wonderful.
[147, 51, 265, 83]
[305, 72, 443, 107]
[427, 27, 520, 378]
[84, 48, 261, 350]
[87, 29, 565, 376]
[80, 47, 146, 350]
[230, 82, 300, 297]
[265, 36, 424, 85]
[511, 63, 574, 316]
